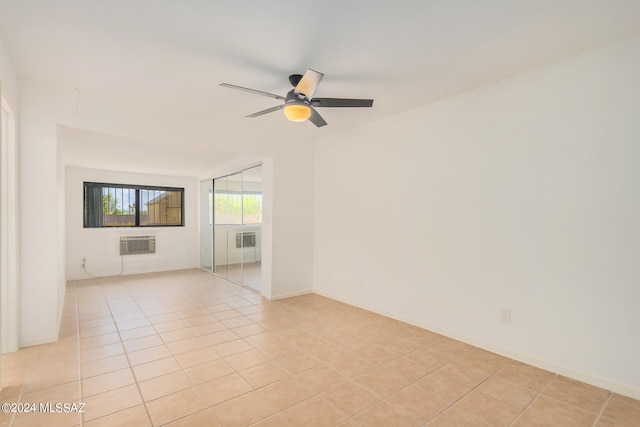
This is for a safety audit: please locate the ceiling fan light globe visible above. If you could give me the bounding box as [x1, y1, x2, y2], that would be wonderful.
[283, 104, 311, 122]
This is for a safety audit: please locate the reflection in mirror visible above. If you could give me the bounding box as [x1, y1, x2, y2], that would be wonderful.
[241, 165, 262, 291]
[199, 180, 213, 272]
[226, 172, 243, 283]
[214, 176, 229, 277]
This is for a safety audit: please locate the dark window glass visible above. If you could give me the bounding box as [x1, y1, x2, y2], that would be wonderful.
[84, 182, 184, 228]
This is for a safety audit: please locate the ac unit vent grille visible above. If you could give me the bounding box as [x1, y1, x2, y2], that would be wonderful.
[236, 232, 256, 248]
[120, 236, 156, 255]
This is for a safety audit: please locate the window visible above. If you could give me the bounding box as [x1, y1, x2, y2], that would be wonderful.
[84, 182, 184, 228]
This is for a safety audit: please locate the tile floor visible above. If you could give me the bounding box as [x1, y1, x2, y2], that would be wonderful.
[1, 269, 639, 426]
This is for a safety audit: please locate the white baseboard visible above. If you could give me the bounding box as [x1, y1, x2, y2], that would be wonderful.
[313, 289, 640, 400]
[66, 265, 200, 281]
[270, 288, 313, 301]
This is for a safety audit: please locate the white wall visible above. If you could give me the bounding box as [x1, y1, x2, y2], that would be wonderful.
[65, 167, 199, 279]
[0, 35, 19, 388]
[18, 82, 61, 346]
[313, 36, 640, 398]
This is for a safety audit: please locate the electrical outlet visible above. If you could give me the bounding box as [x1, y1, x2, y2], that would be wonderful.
[81, 257, 86, 268]
[501, 308, 512, 324]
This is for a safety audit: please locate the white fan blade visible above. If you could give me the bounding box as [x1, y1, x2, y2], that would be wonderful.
[294, 69, 324, 99]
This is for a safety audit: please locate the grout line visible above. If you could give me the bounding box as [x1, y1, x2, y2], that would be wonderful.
[592, 392, 612, 427]
[507, 372, 557, 427]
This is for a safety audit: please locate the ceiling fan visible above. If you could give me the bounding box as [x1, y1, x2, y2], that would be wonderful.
[220, 69, 374, 127]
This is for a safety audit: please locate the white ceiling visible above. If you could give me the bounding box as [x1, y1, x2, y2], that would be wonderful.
[1, 0, 640, 176]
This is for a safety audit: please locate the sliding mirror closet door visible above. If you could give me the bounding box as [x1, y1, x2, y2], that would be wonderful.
[204, 165, 262, 291]
[241, 166, 262, 291]
[214, 176, 229, 277]
[199, 180, 213, 272]
[226, 172, 243, 283]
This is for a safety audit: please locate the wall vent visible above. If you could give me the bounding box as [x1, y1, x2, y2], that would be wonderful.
[120, 236, 156, 255]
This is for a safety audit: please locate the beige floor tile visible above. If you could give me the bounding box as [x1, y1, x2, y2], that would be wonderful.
[387, 383, 452, 423]
[165, 409, 222, 427]
[131, 356, 181, 382]
[118, 325, 157, 341]
[224, 349, 268, 371]
[321, 380, 379, 418]
[599, 393, 640, 426]
[252, 340, 296, 360]
[212, 309, 243, 321]
[415, 370, 471, 405]
[82, 368, 135, 397]
[154, 319, 191, 333]
[436, 361, 497, 388]
[239, 361, 290, 389]
[160, 327, 199, 343]
[197, 373, 253, 406]
[428, 408, 491, 427]
[146, 387, 208, 426]
[122, 334, 164, 353]
[251, 414, 291, 427]
[139, 370, 194, 401]
[80, 332, 120, 350]
[80, 317, 115, 330]
[12, 408, 82, 427]
[185, 358, 235, 385]
[84, 404, 151, 427]
[212, 391, 277, 427]
[231, 323, 266, 338]
[405, 346, 456, 372]
[353, 365, 410, 399]
[295, 364, 348, 393]
[193, 321, 228, 335]
[127, 344, 172, 366]
[220, 315, 254, 329]
[258, 377, 315, 412]
[81, 354, 129, 378]
[166, 336, 210, 355]
[280, 395, 346, 427]
[513, 395, 597, 427]
[20, 381, 81, 407]
[543, 375, 611, 413]
[22, 363, 80, 393]
[495, 361, 556, 391]
[212, 338, 253, 357]
[476, 374, 538, 410]
[116, 318, 151, 331]
[327, 353, 376, 379]
[202, 329, 241, 346]
[354, 344, 401, 367]
[185, 314, 217, 326]
[82, 384, 143, 422]
[175, 347, 220, 369]
[457, 348, 510, 371]
[147, 312, 182, 324]
[275, 349, 322, 374]
[351, 400, 421, 427]
[452, 390, 521, 427]
[80, 342, 124, 363]
[80, 323, 118, 339]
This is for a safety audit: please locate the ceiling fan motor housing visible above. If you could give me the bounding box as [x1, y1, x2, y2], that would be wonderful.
[288, 74, 303, 88]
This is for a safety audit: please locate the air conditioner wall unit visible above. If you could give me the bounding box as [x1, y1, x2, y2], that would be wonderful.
[119, 236, 156, 255]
